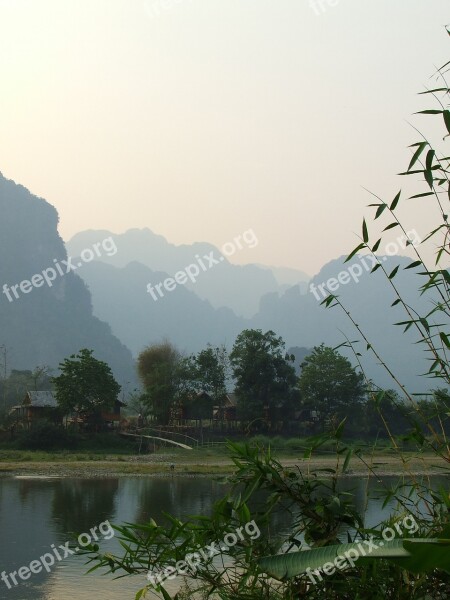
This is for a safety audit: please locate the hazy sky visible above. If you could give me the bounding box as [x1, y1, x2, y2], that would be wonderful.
[0, 1, 448, 275]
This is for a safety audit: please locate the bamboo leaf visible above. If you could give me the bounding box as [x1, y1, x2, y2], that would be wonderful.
[409, 192, 434, 199]
[389, 266, 399, 279]
[345, 243, 365, 263]
[425, 168, 434, 189]
[440, 332, 450, 350]
[444, 110, 450, 135]
[372, 239, 381, 252]
[390, 191, 401, 210]
[415, 110, 443, 114]
[418, 88, 449, 94]
[383, 222, 399, 232]
[362, 219, 369, 243]
[342, 448, 353, 473]
[404, 261, 422, 270]
[375, 204, 387, 219]
[426, 149, 435, 171]
[407, 144, 427, 172]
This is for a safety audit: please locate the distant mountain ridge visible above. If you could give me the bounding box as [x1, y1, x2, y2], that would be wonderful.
[68, 226, 438, 391]
[67, 228, 309, 318]
[250, 255, 436, 392]
[0, 173, 136, 387]
[76, 259, 245, 356]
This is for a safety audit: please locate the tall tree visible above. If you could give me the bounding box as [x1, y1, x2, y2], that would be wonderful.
[230, 329, 297, 427]
[195, 345, 229, 423]
[137, 342, 181, 425]
[53, 349, 120, 418]
[298, 344, 366, 427]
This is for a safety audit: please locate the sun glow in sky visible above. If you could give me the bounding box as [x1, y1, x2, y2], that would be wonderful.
[0, 0, 448, 274]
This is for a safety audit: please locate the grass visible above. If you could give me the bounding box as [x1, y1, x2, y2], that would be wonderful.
[0, 433, 433, 480]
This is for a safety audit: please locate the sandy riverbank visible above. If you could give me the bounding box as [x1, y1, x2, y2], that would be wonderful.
[0, 453, 447, 478]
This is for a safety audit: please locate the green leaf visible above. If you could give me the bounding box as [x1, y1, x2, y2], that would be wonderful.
[375, 204, 387, 219]
[424, 151, 435, 188]
[259, 539, 450, 581]
[444, 110, 450, 135]
[372, 239, 381, 252]
[388, 266, 399, 279]
[342, 448, 353, 473]
[426, 149, 435, 171]
[398, 169, 425, 175]
[390, 191, 401, 210]
[409, 192, 434, 199]
[345, 243, 365, 263]
[415, 109, 443, 114]
[362, 219, 369, 243]
[404, 260, 422, 270]
[159, 587, 173, 600]
[440, 332, 450, 350]
[334, 418, 346, 440]
[407, 144, 427, 172]
[418, 88, 449, 94]
[383, 222, 399, 232]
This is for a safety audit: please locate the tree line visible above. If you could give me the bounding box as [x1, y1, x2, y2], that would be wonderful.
[2, 329, 448, 438]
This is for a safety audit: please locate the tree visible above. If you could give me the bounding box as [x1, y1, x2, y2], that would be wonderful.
[137, 342, 181, 425]
[230, 329, 297, 427]
[31, 365, 52, 391]
[298, 344, 366, 428]
[193, 345, 229, 425]
[126, 389, 152, 424]
[364, 388, 408, 437]
[53, 349, 120, 417]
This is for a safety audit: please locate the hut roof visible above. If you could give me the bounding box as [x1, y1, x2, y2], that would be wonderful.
[23, 391, 58, 408]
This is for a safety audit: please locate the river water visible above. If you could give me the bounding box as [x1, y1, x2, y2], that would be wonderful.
[0, 474, 443, 600]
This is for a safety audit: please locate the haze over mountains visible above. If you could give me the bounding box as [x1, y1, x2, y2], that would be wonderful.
[68, 229, 309, 318]
[0, 173, 136, 387]
[68, 229, 434, 392]
[0, 172, 437, 394]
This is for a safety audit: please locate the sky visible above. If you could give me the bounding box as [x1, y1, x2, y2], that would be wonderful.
[0, 0, 448, 275]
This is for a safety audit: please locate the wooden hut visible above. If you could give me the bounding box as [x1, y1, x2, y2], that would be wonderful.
[11, 391, 61, 427]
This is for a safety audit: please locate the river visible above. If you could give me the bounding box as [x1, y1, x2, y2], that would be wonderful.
[0, 474, 443, 600]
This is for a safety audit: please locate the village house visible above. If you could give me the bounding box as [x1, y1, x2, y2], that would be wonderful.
[11, 391, 61, 428]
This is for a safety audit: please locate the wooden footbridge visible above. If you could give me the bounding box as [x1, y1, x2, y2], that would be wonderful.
[119, 428, 198, 450]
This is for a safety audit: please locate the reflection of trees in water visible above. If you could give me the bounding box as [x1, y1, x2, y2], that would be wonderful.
[132, 477, 227, 525]
[241, 476, 373, 543]
[51, 478, 118, 535]
[0, 480, 58, 600]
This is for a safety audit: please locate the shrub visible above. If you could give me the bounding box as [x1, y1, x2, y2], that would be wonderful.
[17, 421, 79, 450]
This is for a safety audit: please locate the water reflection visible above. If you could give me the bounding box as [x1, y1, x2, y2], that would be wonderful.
[51, 478, 118, 535]
[0, 474, 448, 600]
[131, 476, 228, 524]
